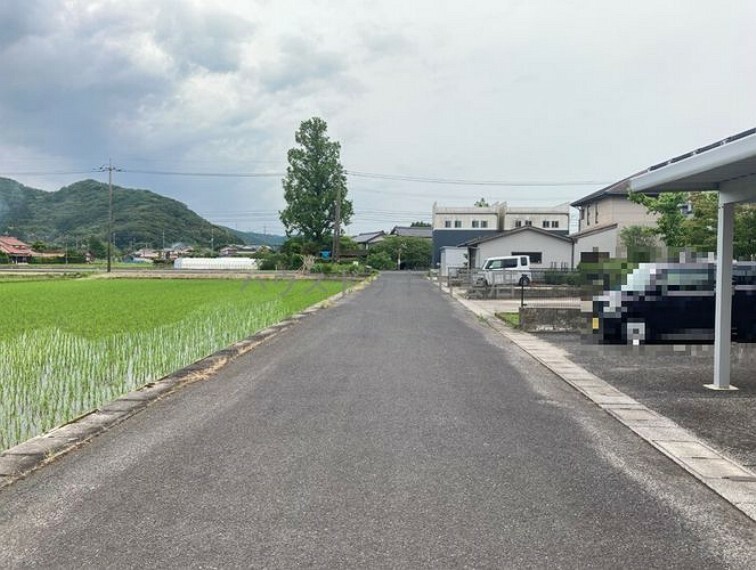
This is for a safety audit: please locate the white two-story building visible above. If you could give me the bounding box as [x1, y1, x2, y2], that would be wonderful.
[431, 202, 570, 266]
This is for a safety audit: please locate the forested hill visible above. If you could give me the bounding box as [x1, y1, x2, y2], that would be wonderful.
[0, 177, 282, 249]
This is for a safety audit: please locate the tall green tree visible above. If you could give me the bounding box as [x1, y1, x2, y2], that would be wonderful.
[279, 117, 353, 246]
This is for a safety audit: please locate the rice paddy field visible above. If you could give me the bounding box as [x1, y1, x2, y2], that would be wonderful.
[0, 277, 343, 450]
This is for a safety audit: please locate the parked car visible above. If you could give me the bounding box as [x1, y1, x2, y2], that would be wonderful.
[592, 262, 756, 344]
[476, 255, 532, 287]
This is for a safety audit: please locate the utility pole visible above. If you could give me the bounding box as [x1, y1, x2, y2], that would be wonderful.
[333, 184, 341, 262]
[107, 162, 113, 272]
[97, 159, 121, 273]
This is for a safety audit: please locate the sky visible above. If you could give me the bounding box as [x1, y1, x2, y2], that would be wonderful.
[1, 0, 755, 237]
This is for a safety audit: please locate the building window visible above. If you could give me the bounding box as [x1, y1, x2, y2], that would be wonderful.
[580, 208, 585, 220]
[481, 220, 488, 228]
[542, 220, 550, 228]
[512, 251, 542, 264]
[515, 220, 522, 228]
[594, 204, 598, 224]
[444, 220, 451, 228]
[472, 220, 480, 228]
[454, 220, 462, 228]
[586, 205, 591, 226]
[525, 220, 532, 227]
[551, 221, 559, 228]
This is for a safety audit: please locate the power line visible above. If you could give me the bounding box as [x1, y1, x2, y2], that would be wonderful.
[0, 170, 94, 176]
[122, 166, 611, 186]
[2, 165, 611, 187]
[345, 170, 612, 186]
[121, 169, 283, 178]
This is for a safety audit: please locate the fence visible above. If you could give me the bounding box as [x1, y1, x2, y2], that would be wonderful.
[435, 270, 586, 323]
[445, 268, 582, 305]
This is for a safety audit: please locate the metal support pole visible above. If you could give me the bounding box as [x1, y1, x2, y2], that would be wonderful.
[706, 198, 737, 390]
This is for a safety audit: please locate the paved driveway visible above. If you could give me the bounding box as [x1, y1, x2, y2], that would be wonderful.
[538, 332, 756, 469]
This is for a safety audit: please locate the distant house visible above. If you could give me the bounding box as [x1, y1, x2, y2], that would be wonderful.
[133, 247, 160, 261]
[0, 236, 34, 263]
[353, 231, 386, 250]
[570, 178, 660, 262]
[461, 226, 574, 270]
[156, 243, 195, 261]
[219, 244, 262, 257]
[390, 226, 432, 239]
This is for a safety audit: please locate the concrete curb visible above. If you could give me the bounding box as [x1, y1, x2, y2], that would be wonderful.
[0, 277, 373, 490]
[446, 285, 756, 523]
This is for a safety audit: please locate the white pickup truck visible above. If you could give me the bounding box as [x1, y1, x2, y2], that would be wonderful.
[476, 255, 532, 287]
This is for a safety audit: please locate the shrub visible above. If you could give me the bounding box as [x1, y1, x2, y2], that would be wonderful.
[544, 270, 582, 286]
[258, 258, 277, 270]
[311, 262, 334, 274]
[366, 251, 394, 270]
[578, 260, 637, 292]
[258, 252, 302, 270]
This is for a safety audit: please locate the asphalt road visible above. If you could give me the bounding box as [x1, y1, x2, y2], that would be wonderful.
[1, 272, 755, 568]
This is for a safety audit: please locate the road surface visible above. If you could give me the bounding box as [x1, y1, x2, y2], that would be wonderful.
[1, 272, 755, 568]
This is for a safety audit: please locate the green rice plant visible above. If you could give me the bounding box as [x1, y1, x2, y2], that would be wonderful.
[0, 278, 342, 449]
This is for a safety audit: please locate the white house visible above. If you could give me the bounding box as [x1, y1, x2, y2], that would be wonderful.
[461, 226, 574, 269]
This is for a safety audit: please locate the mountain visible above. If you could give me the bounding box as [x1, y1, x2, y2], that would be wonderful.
[236, 230, 286, 246]
[0, 177, 284, 250]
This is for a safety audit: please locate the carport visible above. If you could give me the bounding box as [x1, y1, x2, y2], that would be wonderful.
[629, 128, 756, 391]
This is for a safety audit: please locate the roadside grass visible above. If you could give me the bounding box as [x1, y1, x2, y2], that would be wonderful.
[0, 278, 343, 449]
[496, 311, 520, 328]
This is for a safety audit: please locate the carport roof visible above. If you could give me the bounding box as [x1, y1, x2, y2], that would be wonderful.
[630, 127, 756, 193]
